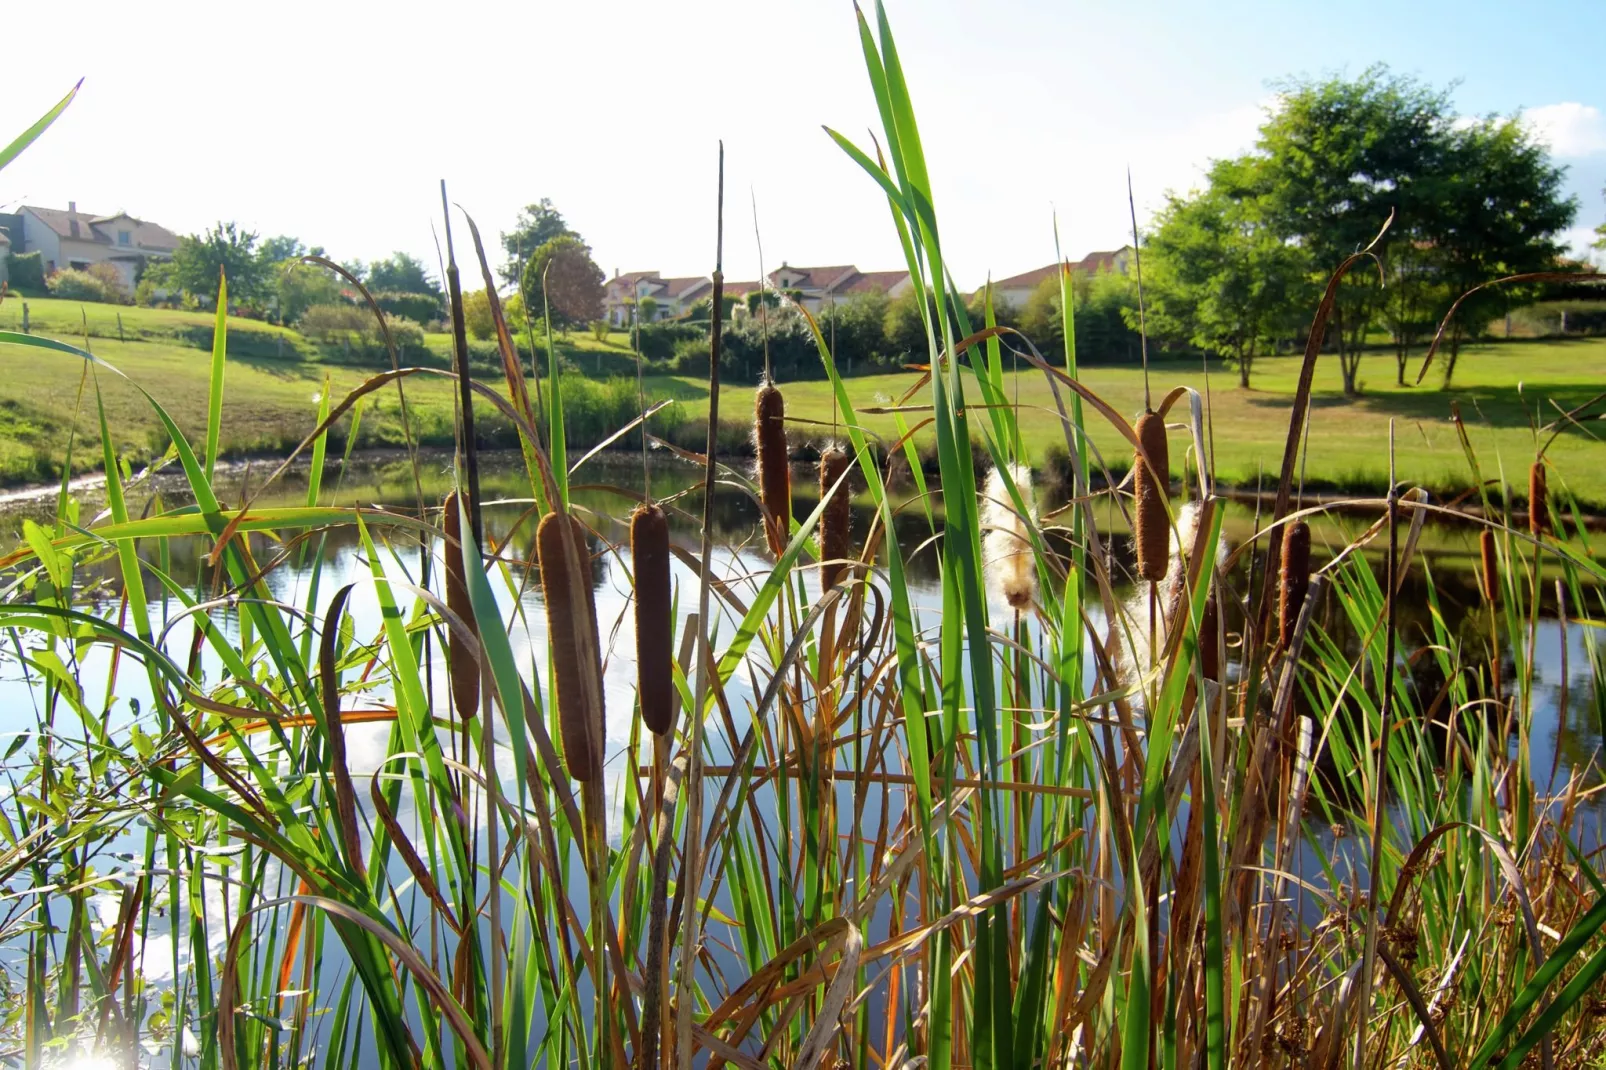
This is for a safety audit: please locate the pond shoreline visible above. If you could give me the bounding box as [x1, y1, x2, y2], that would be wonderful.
[2, 445, 1601, 531]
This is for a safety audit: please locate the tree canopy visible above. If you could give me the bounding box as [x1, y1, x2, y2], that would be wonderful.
[519, 236, 604, 328]
[171, 222, 267, 304]
[501, 199, 576, 288]
[1138, 65, 1577, 393]
[364, 252, 442, 298]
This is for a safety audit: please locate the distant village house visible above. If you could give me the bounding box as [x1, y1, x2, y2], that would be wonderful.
[0, 203, 180, 289]
[601, 262, 915, 326]
[986, 247, 1134, 310]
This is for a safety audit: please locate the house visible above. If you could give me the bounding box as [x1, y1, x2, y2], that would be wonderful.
[987, 246, 1134, 310]
[12, 203, 181, 291]
[765, 263, 913, 314]
[601, 271, 714, 326]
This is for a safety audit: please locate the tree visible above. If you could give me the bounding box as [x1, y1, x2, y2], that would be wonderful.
[275, 262, 343, 325]
[463, 289, 495, 340]
[1019, 276, 1063, 355]
[1428, 117, 1575, 385]
[171, 222, 268, 303]
[1255, 67, 1455, 396]
[259, 235, 314, 264]
[365, 252, 441, 298]
[519, 236, 604, 329]
[1143, 166, 1306, 387]
[501, 199, 576, 288]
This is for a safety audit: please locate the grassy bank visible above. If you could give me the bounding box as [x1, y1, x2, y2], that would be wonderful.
[3, 329, 1602, 507]
[684, 336, 1606, 505]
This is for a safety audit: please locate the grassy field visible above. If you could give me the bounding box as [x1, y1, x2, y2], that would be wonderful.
[1, 313, 1603, 506]
[679, 337, 1606, 505]
[0, 294, 303, 342]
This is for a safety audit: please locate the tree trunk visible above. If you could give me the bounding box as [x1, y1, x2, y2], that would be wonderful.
[1442, 324, 1463, 389]
[1239, 339, 1255, 389]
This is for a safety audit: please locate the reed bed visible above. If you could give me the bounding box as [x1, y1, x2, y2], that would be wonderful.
[2, 7, 1606, 1070]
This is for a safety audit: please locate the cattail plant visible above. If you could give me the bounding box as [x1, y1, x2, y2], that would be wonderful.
[1199, 595, 1221, 682]
[818, 446, 852, 591]
[1479, 528, 1498, 604]
[537, 511, 604, 781]
[441, 491, 479, 722]
[1133, 411, 1169, 583]
[1529, 460, 1549, 536]
[983, 463, 1037, 610]
[631, 503, 674, 736]
[754, 380, 791, 557]
[1278, 520, 1311, 651]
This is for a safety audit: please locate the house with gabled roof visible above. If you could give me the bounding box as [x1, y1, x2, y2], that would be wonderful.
[987, 246, 1134, 310]
[766, 262, 913, 313]
[601, 270, 714, 326]
[13, 202, 181, 290]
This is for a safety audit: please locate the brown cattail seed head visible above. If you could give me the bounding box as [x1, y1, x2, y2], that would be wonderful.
[1479, 529, 1498, 604]
[631, 504, 674, 737]
[537, 512, 604, 781]
[1278, 521, 1312, 651]
[1133, 411, 1170, 583]
[818, 447, 853, 591]
[754, 382, 791, 557]
[441, 491, 480, 722]
[1199, 595, 1221, 682]
[1529, 461, 1549, 537]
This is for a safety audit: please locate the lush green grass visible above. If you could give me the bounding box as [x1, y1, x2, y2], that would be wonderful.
[0, 294, 303, 342]
[674, 336, 1606, 505]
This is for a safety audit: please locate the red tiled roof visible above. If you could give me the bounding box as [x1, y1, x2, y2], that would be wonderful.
[838, 269, 909, 295]
[769, 264, 859, 292]
[658, 276, 711, 299]
[721, 279, 762, 297]
[990, 247, 1132, 292]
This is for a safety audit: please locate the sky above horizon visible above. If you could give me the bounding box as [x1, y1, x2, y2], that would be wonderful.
[6, 1, 1604, 292]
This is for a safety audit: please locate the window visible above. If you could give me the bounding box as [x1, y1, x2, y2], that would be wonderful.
[118, 230, 131, 246]
[69, 260, 90, 271]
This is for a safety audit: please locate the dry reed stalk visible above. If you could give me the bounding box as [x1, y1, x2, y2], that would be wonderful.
[441, 492, 479, 722]
[754, 381, 791, 556]
[1133, 411, 1169, 583]
[1278, 520, 1311, 651]
[818, 446, 852, 590]
[1529, 460, 1549, 536]
[536, 512, 603, 781]
[983, 463, 1037, 610]
[1480, 529, 1498, 604]
[631, 504, 674, 736]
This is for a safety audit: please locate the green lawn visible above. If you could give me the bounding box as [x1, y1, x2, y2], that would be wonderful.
[0, 309, 1602, 509]
[0, 294, 302, 342]
[670, 337, 1606, 506]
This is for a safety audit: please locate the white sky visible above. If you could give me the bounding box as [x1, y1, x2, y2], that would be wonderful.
[6, 0, 1603, 290]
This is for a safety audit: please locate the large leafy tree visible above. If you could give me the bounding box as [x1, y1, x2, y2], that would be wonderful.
[519, 236, 604, 328]
[1255, 67, 1454, 396]
[501, 199, 576, 288]
[171, 222, 268, 303]
[1428, 117, 1575, 385]
[365, 252, 442, 297]
[1143, 161, 1306, 388]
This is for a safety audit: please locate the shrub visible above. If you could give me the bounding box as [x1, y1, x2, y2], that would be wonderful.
[7, 252, 45, 292]
[86, 263, 131, 302]
[372, 290, 444, 325]
[637, 320, 706, 362]
[46, 269, 112, 303]
[590, 319, 609, 342]
[463, 289, 495, 341]
[300, 303, 428, 363]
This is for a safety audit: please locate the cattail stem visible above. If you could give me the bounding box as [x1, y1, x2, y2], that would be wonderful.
[441, 492, 479, 723]
[755, 381, 791, 557]
[536, 512, 603, 781]
[1529, 461, 1549, 537]
[1133, 411, 1169, 583]
[632, 504, 674, 736]
[818, 447, 852, 591]
[1278, 521, 1311, 651]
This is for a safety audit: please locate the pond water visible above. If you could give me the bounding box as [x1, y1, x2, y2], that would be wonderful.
[0, 447, 1600, 1063]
